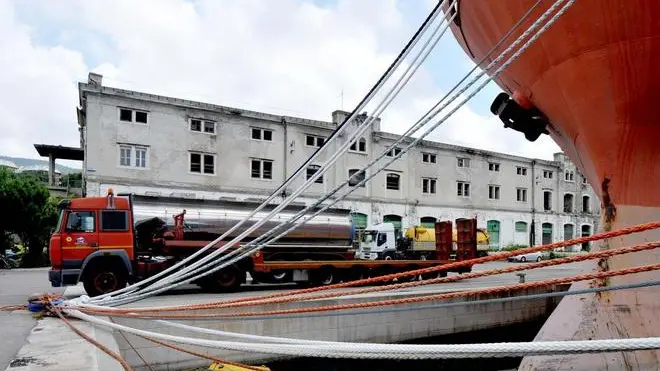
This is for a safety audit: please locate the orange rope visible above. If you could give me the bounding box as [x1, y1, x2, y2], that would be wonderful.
[101, 262, 660, 319]
[138, 334, 268, 371]
[49, 303, 133, 371]
[95, 220, 660, 314]
[0, 305, 27, 311]
[75, 233, 660, 317]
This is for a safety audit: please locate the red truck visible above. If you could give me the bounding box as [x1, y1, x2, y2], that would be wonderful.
[48, 190, 476, 297]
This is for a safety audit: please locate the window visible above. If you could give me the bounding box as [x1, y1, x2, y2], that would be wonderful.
[488, 185, 500, 200]
[563, 193, 574, 213]
[457, 181, 470, 197]
[118, 108, 148, 124]
[563, 224, 574, 241]
[457, 157, 470, 168]
[581, 225, 592, 250]
[350, 138, 367, 153]
[119, 145, 132, 167]
[565, 170, 575, 182]
[543, 190, 552, 211]
[386, 173, 400, 190]
[422, 153, 436, 163]
[135, 111, 148, 124]
[582, 195, 591, 213]
[422, 178, 436, 194]
[543, 170, 553, 179]
[119, 108, 132, 122]
[516, 188, 528, 202]
[305, 134, 325, 148]
[582, 175, 588, 185]
[251, 159, 273, 179]
[135, 147, 147, 168]
[100, 210, 129, 232]
[516, 166, 528, 176]
[118, 144, 147, 169]
[348, 169, 366, 187]
[515, 221, 528, 232]
[488, 162, 500, 172]
[65, 211, 95, 232]
[251, 127, 273, 141]
[386, 147, 402, 157]
[190, 152, 215, 175]
[190, 118, 216, 134]
[306, 165, 323, 184]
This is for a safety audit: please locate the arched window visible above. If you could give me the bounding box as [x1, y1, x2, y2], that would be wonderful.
[563, 193, 574, 213]
[487, 220, 501, 249]
[542, 222, 553, 245]
[348, 169, 365, 187]
[420, 217, 436, 228]
[383, 214, 403, 237]
[386, 173, 400, 190]
[581, 224, 592, 251]
[582, 195, 591, 213]
[515, 221, 528, 232]
[350, 137, 367, 153]
[563, 223, 574, 241]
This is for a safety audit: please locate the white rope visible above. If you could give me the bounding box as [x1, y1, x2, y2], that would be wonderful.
[66, 308, 660, 359]
[87, 0, 449, 303]
[98, 0, 573, 307]
[91, 1, 459, 305]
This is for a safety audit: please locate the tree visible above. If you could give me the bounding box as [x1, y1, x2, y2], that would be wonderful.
[0, 168, 60, 267]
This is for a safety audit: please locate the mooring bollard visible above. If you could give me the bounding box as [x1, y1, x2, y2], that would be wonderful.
[516, 272, 526, 283]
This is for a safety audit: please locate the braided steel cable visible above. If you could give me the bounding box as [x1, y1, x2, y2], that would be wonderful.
[89, 0, 450, 303]
[99, 0, 572, 306]
[93, 0, 457, 304]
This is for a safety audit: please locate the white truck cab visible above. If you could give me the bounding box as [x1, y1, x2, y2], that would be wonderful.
[356, 223, 398, 260]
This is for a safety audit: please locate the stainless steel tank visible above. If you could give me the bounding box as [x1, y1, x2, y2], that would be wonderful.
[129, 195, 354, 245]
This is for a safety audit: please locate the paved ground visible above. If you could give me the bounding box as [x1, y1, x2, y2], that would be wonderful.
[0, 268, 64, 370]
[63, 260, 590, 308]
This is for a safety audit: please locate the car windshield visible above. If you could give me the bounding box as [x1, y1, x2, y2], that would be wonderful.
[362, 231, 377, 243]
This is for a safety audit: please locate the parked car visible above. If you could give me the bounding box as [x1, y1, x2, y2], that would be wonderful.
[507, 251, 543, 262]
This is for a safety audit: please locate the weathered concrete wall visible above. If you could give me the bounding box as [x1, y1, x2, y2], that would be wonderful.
[110, 285, 567, 371]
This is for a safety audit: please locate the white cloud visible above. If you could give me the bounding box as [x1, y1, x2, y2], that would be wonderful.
[0, 0, 560, 168]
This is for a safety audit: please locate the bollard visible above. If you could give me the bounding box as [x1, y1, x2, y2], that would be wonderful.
[516, 272, 526, 283]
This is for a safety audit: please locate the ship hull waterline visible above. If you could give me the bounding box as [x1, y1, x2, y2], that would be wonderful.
[444, 0, 660, 370]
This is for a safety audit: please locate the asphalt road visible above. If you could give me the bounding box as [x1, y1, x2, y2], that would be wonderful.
[0, 267, 64, 370]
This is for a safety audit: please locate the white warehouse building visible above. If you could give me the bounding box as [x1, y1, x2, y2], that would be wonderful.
[75, 73, 600, 251]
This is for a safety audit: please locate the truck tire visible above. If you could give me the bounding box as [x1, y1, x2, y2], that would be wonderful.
[310, 267, 336, 286]
[82, 259, 128, 297]
[200, 265, 244, 292]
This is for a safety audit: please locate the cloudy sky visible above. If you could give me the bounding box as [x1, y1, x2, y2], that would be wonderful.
[0, 0, 562, 168]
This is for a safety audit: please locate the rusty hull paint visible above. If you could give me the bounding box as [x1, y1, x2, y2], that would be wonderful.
[446, 0, 660, 208]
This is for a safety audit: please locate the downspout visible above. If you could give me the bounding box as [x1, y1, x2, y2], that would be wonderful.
[530, 160, 536, 246]
[281, 118, 288, 199]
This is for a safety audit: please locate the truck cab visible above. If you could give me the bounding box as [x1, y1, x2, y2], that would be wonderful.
[356, 223, 397, 260]
[48, 189, 135, 296]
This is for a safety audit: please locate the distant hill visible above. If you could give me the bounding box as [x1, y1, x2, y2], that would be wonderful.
[0, 155, 81, 174]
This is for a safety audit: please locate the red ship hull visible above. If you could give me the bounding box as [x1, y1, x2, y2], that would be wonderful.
[445, 1, 660, 369]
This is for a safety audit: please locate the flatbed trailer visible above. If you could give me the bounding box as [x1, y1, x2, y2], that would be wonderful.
[48, 190, 476, 296]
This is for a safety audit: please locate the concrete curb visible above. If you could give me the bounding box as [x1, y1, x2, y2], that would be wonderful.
[4, 314, 123, 371]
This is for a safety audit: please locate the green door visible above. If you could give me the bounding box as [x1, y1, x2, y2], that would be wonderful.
[383, 214, 403, 237]
[420, 216, 436, 228]
[542, 223, 553, 245]
[350, 212, 368, 242]
[487, 220, 500, 249]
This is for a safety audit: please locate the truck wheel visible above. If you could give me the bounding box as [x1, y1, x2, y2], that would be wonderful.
[82, 260, 128, 297]
[310, 267, 336, 286]
[201, 266, 244, 292]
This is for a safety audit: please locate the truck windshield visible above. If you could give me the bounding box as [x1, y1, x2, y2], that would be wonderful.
[362, 231, 377, 243]
[54, 209, 65, 233]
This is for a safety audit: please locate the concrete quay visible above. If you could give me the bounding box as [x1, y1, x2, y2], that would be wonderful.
[3, 261, 588, 371]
